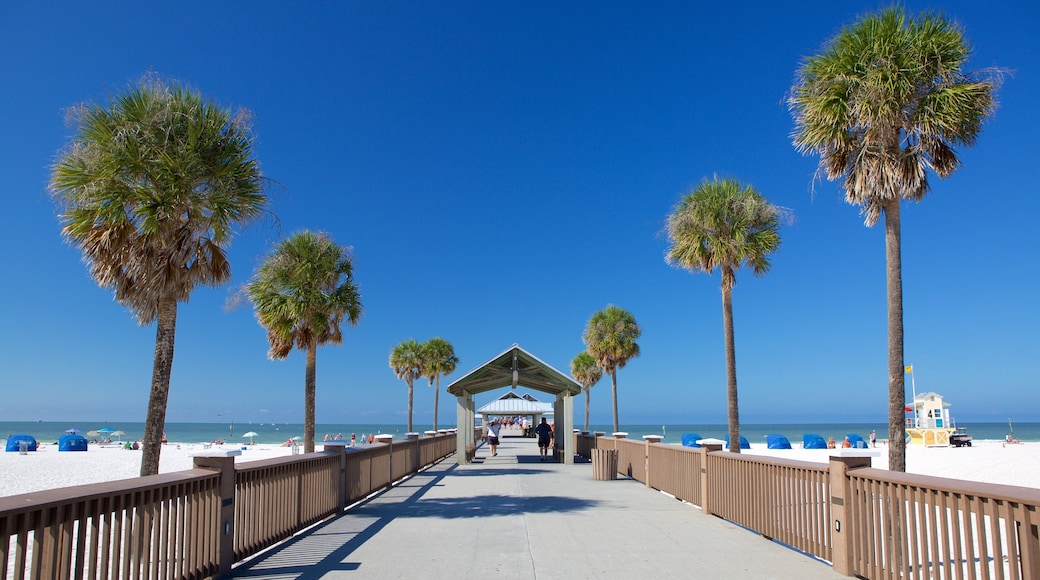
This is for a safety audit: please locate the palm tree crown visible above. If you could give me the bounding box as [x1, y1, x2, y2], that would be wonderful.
[390, 339, 426, 433]
[422, 337, 459, 431]
[666, 177, 782, 285]
[666, 176, 782, 453]
[790, 7, 996, 225]
[50, 77, 267, 476]
[248, 231, 362, 452]
[789, 7, 997, 471]
[583, 305, 640, 433]
[571, 351, 603, 432]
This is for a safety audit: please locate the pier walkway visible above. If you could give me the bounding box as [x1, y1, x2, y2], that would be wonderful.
[229, 437, 845, 579]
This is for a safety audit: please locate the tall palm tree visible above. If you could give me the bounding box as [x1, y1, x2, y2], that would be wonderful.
[247, 231, 362, 453]
[583, 305, 641, 434]
[50, 78, 267, 476]
[571, 351, 602, 432]
[391, 339, 426, 433]
[790, 7, 997, 471]
[665, 177, 782, 454]
[422, 337, 459, 431]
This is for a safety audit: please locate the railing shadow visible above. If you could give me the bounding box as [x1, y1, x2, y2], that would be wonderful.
[230, 454, 599, 578]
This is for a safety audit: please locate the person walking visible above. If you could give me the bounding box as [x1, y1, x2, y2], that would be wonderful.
[487, 419, 501, 457]
[535, 417, 553, 461]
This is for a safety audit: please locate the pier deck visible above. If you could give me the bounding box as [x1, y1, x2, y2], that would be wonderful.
[230, 437, 845, 579]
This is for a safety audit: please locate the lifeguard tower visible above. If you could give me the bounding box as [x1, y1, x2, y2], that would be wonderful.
[905, 391, 957, 446]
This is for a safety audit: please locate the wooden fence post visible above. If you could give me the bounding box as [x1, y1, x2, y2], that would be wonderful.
[192, 450, 240, 578]
[829, 453, 873, 577]
[699, 442, 723, 513]
[643, 435, 663, 488]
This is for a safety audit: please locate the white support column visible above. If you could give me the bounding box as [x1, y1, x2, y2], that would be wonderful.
[562, 392, 574, 464]
[456, 391, 470, 465]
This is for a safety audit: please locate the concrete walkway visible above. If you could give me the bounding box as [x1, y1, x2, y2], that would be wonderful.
[229, 437, 846, 579]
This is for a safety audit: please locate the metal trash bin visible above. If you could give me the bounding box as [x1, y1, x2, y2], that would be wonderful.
[592, 448, 618, 480]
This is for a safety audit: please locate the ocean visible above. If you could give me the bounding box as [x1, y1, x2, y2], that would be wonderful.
[3, 420, 1035, 446]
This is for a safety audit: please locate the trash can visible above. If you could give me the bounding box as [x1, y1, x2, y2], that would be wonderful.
[592, 448, 618, 480]
[18, 441, 28, 455]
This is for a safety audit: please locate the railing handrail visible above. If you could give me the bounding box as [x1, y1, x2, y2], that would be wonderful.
[848, 465, 1040, 504]
[0, 468, 216, 514]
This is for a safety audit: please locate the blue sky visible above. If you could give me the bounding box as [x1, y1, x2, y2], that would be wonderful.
[2, 2, 1036, 426]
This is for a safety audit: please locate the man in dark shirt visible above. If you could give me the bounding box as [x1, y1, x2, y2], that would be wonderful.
[535, 418, 553, 461]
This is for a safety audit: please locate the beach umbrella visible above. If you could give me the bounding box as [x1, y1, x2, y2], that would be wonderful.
[290, 436, 302, 441]
[111, 430, 126, 441]
[98, 427, 115, 434]
[65, 428, 81, 434]
[86, 430, 100, 437]
[242, 431, 259, 444]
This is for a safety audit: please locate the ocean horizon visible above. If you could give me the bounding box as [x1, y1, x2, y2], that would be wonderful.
[3, 420, 1036, 446]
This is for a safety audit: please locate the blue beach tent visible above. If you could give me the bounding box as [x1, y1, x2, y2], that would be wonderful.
[803, 434, 827, 449]
[59, 434, 88, 452]
[846, 434, 868, 449]
[5, 434, 38, 452]
[724, 435, 750, 449]
[681, 433, 703, 448]
[766, 434, 792, 449]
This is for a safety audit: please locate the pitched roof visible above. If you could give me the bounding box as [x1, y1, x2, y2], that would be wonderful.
[446, 344, 582, 397]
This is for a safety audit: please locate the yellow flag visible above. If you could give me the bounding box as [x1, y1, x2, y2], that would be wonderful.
[905, 365, 913, 373]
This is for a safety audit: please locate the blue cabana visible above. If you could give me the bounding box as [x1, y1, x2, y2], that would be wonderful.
[59, 434, 88, 452]
[5, 434, 38, 452]
[681, 433, 703, 448]
[803, 434, 827, 449]
[766, 434, 792, 449]
[724, 435, 750, 449]
[847, 434, 868, 449]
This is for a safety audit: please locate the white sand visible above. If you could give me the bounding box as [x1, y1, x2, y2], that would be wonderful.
[1, 439, 1037, 499]
[0, 441, 301, 498]
[743, 439, 1040, 489]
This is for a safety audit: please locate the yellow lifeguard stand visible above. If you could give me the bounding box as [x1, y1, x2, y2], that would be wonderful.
[905, 391, 956, 446]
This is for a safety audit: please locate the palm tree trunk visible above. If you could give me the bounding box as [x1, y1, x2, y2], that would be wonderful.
[584, 387, 590, 432]
[433, 375, 440, 431]
[140, 298, 177, 476]
[305, 342, 317, 453]
[884, 199, 906, 472]
[611, 370, 619, 433]
[723, 284, 741, 454]
[407, 380, 414, 433]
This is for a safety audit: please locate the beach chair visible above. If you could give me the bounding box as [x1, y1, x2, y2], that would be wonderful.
[846, 434, 867, 448]
[724, 435, 750, 449]
[766, 434, 792, 449]
[681, 433, 703, 448]
[802, 434, 827, 449]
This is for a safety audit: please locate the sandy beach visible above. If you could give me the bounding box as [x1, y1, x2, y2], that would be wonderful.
[1, 438, 1037, 499]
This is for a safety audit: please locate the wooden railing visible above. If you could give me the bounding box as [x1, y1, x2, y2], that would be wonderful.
[577, 433, 1040, 579]
[841, 467, 1040, 579]
[1, 431, 466, 579]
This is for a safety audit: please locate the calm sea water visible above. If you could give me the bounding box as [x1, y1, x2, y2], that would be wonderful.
[3, 421, 1035, 445]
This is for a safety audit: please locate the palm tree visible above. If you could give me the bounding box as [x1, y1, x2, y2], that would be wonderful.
[391, 339, 426, 433]
[50, 78, 267, 476]
[582, 305, 641, 433]
[790, 7, 997, 471]
[247, 231, 362, 453]
[571, 351, 602, 432]
[422, 337, 459, 431]
[665, 177, 782, 454]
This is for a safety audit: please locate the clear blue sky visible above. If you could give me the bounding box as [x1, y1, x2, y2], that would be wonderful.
[2, 2, 1036, 426]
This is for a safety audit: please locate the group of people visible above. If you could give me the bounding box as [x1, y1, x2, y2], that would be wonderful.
[486, 417, 554, 461]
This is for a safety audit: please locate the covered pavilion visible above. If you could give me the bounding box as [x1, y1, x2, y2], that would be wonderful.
[446, 344, 582, 464]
